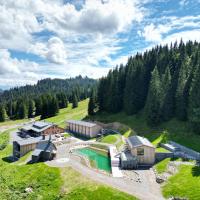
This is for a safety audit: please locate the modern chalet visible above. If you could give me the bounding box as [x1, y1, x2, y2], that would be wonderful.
[126, 136, 155, 165]
[19, 121, 64, 137]
[67, 120, 102, 138]
[13, 135, 56, 161]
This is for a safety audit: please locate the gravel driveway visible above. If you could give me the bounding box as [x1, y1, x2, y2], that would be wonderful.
[46, 142, 164, 200]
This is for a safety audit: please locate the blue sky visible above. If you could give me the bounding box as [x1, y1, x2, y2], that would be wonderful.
[0, 0, 200, 89]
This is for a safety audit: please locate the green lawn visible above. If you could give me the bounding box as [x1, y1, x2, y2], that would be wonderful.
[100, 135, 118, 144]
[88, 111, 200, 152]
[0, 118, 29, 128]
[163, 165, 200, 200]
[155, 158, 171, 174]
[46, 99, 89, 128]
[0, 111, 137, 200]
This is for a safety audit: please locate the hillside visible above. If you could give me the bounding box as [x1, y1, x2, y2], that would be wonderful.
[0, 100, 137, 200]
[88, 111, 200, 152]
[96, 41, 200, 135]
[0, 76, 97, 102]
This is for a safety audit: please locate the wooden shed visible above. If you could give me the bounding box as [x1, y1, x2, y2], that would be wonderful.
[127, 136, 155, 165]
[67, 120, 102, 138]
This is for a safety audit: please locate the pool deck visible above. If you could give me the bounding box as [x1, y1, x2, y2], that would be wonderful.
[112, 166, 123, 177]
[109, 145, 123, 177]
[46, 139, 164, 200]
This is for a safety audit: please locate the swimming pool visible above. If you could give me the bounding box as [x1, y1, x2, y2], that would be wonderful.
[77, 147, 111, 173]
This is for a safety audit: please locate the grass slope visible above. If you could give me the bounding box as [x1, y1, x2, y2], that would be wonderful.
[89, 111, 200, 152]
[46, 99, 89, 128]
[0, 104, 137, 200]
[163, 165, 200, 200]
[155, 158, 171, 174]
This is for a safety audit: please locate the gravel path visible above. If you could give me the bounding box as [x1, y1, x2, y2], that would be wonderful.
[46, 142, 164, 200]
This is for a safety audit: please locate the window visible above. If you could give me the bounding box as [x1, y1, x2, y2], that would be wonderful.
[137, 148, 144, 156]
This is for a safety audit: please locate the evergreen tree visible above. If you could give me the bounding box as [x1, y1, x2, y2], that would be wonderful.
[50, 95, 59, 116]
[28, 100, 35, 118]
[176, 57, 192, 120]
[188, 64, 200, 134]
[0, 104, 6, 122]
[145, 66, 162, 126]
[88, 90, 96, 115]
[35, 97, 43, 116]
[160, 66, 174, 121]
[17, 102, 27, 119]
[72, 93, 78, 108]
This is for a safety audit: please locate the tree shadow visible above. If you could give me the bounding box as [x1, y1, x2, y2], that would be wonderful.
[192, 166, 200, 177]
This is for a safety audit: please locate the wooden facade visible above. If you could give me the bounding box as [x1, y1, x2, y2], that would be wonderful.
[67, 120, 102, 138]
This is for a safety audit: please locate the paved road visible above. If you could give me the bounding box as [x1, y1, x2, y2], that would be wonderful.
[46, 143, 164, 200]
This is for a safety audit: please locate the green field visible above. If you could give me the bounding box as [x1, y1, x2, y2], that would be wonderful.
[163, 165, 200, 200]
[155, 158, 171, 174]
[100, 134, 118, 144]
[0, 104, 137, 200]
[89, 111, 200, 152]
[46, 99, 89, 128]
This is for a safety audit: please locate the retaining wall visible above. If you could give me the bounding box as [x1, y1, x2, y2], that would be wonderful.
[170, 141, 200, 160]
[155, 152, 174, 162]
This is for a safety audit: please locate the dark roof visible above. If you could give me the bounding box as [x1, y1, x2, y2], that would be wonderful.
[32, 139, 56, 157]
[21, 121, 54, 133]
[67, 120, 98, 127]
[33, 121, 50, 129]
[127, 136, 154, 148]
[15, 137, 44, 146]
[35, 139, 57, 152]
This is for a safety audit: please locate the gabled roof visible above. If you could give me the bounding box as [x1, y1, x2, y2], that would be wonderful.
[67, 120, 97, 128]
[21, 121, 54, 133]
[127, 136, 154, 148]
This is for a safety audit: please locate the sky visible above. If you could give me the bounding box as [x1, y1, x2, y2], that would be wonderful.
[0, 0, 200, 89]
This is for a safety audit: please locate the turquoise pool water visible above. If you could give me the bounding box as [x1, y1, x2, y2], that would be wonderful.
[77, 147, 111, 172]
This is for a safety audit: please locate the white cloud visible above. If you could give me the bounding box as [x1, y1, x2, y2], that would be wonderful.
[161, 29, 200, 45]
[138, 23, 171, 42]
[46, 37, 67, 64]
[42, 0, 144, 35]
[0, 49, 42, 88]
[140, 15, 200, 43]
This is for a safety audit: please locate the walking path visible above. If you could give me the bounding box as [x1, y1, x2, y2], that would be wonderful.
[46, 142, 164, 200]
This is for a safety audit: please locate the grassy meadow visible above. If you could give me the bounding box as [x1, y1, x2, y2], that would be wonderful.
[46, 99, 89, 128]
[89, 111, 200, 152]
[0, 102, 137, 200]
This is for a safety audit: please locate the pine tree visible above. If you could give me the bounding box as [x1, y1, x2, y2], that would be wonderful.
[28, 100, 35, 118]
[88, 90, 96, 115]
[35, 97, 43, 116]
[18, 102, 27, 119]
[188, 64, 200, 134]
[145, 66, 162, 126]
[175, 57, 191, 120]
[0, 104, 6, 122]
[50, 95, 59, 116]
[160, 66, 174, 121]
[72, 93, 78, 108]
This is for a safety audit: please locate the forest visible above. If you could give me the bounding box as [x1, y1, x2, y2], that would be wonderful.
[94, 40, 200, 134]
[0, 76, 96, 121]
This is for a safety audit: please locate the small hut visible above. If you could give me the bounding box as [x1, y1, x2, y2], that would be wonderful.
[127, 136, 155, 165]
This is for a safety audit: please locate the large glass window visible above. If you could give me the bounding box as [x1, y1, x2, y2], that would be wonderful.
[137, 148, 144, 156]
